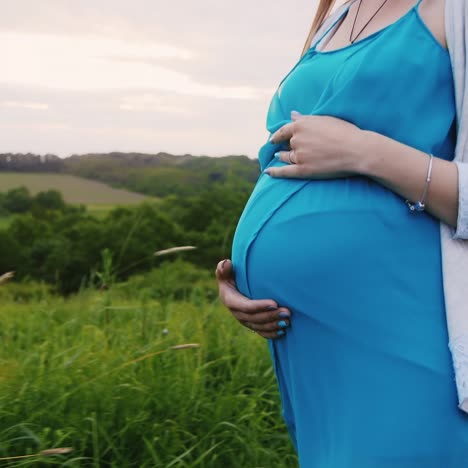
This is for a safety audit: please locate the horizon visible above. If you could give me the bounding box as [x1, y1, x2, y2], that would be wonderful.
[1, 0, 324, 159]
[0, 150, 255, 160]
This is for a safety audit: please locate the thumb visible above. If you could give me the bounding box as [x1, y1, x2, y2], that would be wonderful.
[216, 258, 234, 281]
[291, 110, 303, 121]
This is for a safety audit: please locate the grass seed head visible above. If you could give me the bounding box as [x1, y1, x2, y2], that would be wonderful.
[154, 246, 196, 256]
[40, 447, 74, 456]
[0, 271, 14, 285]
[170, 343, 201, 350]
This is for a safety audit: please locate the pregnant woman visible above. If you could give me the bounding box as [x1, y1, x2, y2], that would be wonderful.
[216, 0, 468, 466]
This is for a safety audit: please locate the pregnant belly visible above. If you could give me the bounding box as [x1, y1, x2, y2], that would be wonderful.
[230, 160, 447, 363]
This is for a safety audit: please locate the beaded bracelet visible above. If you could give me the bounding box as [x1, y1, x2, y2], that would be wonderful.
[405, 153, 433, 212]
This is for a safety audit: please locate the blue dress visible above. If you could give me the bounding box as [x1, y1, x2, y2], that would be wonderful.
[231, 0, 468, 466]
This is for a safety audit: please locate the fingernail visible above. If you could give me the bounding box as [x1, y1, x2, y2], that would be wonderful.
[278, 311, 290, 318]
[274, 151, 280, 158]
[263, 169, 271, 175]
[278, 320, 288, 328]
[266, 305, 277, 311]
[277, 330, 285, 336]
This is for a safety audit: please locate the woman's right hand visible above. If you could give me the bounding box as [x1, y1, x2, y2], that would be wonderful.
[215, 259, 291, 339]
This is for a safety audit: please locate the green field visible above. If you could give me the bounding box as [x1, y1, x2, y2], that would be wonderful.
[0, 262, 297, 467]
[0, 173, 151, 205]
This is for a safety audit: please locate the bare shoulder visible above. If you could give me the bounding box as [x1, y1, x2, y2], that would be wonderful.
[418, 0, 447, 49]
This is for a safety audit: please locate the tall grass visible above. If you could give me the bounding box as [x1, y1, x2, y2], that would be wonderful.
[0, 262, 297, 467]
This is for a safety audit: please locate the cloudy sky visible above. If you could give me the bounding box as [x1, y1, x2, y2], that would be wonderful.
[1, 0, 326, 159]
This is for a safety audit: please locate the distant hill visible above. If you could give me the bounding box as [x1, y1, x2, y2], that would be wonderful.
[0, 153, 64, 173]
[0, 152, 260, 198]
[0, 172, 151, 205]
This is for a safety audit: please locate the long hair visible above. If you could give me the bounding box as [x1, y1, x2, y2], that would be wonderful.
[300, 0, 354, 58]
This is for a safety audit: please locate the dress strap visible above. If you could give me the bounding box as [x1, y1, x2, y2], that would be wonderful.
[311, 4, 352, 50]
[414, 0, 425, 11]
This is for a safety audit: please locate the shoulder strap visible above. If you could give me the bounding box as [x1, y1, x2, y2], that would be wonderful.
[413, 0, 425, 13]
[311, 1, 355, 50]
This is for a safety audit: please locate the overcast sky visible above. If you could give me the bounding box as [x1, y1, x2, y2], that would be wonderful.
[1, 0, 327, 159]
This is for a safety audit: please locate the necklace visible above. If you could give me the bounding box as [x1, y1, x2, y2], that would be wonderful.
[349, 0, 391, 44]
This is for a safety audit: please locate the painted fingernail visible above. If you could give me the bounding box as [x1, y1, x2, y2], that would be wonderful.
[274, 151, 280, 158]
[266, 305, 277, 311]
[278, 320, 288, 328]
[277, 330, 285, 336]
[278, 311, 290, 318]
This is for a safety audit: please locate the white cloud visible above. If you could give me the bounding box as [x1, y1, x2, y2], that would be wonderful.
[119, 94, 196, 114]
[1, 100, 48, 110]
[1, 31, 273, 99]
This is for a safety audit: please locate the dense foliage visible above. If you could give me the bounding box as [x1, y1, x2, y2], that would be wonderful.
[0, 186, 251, 294]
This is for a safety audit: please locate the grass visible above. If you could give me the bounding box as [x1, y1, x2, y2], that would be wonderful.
[0, 216, 11, 229]
[0, 269, 298, 467]
[0, 173, 152, 206]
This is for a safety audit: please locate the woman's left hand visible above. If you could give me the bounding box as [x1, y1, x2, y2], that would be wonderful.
[265, 110, 366, 179]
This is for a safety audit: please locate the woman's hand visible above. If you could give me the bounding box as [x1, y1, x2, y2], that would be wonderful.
[265, 110, 365, 179]
[266, 111, 459, 229]
[215, 259, 291, 339]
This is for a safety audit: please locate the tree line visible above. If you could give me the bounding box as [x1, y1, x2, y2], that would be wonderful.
[0, 152, 260, 198]
[0, 186, 250, 294]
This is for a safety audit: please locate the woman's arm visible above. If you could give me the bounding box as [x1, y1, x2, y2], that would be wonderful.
[267, 111, 460, 231]
[354, 129, 459, 229]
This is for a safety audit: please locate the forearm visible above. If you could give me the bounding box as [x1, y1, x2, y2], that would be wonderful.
[353, 129, 459, 228]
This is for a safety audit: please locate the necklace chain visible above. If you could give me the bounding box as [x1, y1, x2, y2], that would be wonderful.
[349, 0, 391, 44]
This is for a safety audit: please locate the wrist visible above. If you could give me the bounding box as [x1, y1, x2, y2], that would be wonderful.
[348, 128, 376, 175]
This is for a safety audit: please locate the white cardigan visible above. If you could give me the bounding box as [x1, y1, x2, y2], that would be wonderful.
[310, 0, 468, 413]
[444, 0, 468, 413]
